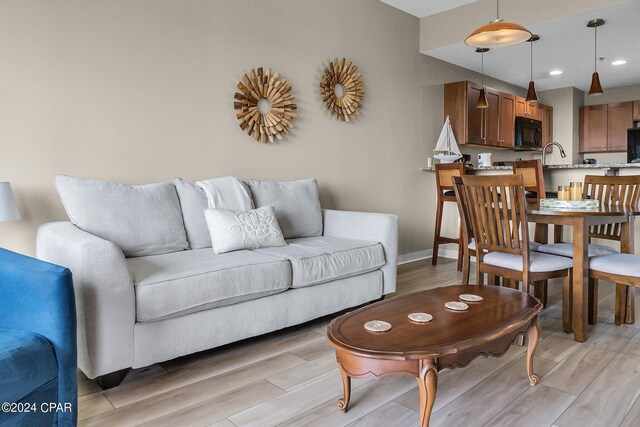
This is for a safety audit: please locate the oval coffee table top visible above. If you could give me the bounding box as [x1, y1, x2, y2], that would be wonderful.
[327, 285, 541, 360]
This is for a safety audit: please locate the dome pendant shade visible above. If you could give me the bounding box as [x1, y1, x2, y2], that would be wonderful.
[525, 81, 539, 103]
[476, 88, 489, 109]
[589, 71, 604, 96]
[465, 19, 532, 48]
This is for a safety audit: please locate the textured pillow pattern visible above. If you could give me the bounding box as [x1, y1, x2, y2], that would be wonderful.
[173, 178, 211, 249]
[204, 206, 287, 254]
[247, 178, 322, 239]
[55, 175, 189, 257]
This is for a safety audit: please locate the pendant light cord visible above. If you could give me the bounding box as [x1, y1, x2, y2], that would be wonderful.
[530, 41, 534, 80]
[481, 52, 484, 87]
[594, 25, 597, 71]
[496, 0, 500, 20]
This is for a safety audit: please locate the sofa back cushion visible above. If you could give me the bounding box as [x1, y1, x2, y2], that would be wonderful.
[55, 175, 189, 257]
[247, 178, 322, 239]
[173, 178, 211, 249]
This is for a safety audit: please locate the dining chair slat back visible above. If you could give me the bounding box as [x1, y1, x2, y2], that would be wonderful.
[513, 160, 546, 205]
[584, 175, 640, 241]
[461, 174, 529, 257]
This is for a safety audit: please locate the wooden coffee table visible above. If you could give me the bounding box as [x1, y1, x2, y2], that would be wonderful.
[326, 285, 543, 427]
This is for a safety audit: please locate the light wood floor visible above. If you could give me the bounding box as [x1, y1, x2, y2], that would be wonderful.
[78, 259, 640, 427]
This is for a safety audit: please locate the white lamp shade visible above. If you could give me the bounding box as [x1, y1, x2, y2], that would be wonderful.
[0, 182, 21, 222]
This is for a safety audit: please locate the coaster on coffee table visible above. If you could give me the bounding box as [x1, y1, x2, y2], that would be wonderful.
[364, 320, 392, 333]
[459, 294, 483, 303]
[445, 301, 469, 311]
[408, 312, 433, 323]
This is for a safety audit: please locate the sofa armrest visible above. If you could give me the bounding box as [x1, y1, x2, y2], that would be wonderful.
[37, 221, 135, 379]
[322, 209, 398, 294]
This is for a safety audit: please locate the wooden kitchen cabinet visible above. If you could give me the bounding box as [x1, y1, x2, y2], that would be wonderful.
[580, 104, 608, 152]
[444, 81, 528, 149]
[633, 101, 640, 121]
[499, 92, 516, 148]
[608, 102, 633, 151]
[580, 102, 633, 153]
[515, 97, 541, 120]
[542, 105, 553, 146]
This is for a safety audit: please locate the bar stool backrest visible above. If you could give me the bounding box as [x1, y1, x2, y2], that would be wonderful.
[452, 176, 474, 248]
[513, 159, 546, 204]
[435, 163, 465, 198]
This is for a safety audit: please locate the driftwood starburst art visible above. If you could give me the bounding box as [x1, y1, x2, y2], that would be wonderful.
[320, 58, 365, 122]
[233, 67, 297, 143]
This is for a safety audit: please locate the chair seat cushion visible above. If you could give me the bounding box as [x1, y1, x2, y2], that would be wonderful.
[128, 249, 292, 322]
[0, 329, 58, 404]
[537, 243, 618, 258]
[483, 251, 573, 273]
[468, 238, 541, 252]
[590, 254, 640, 278]
[254, 236, 385, 288]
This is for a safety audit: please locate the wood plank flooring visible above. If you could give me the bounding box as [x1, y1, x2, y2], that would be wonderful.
[79, 259, 640, 426]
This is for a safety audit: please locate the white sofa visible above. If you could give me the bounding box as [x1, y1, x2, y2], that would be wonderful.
[37, 176, 398, 385]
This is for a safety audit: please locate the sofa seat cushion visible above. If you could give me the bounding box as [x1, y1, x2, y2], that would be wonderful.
[128, 249, 292, 322]
[483, 251, 573, 273]
[0, 329, 58, 405]
[254, 236, 385, 288]
[536, 242, 618, 258]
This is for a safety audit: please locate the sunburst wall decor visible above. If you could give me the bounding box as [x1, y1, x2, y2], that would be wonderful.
[320, 58, 365, 122]
[233, 67, 297, 143]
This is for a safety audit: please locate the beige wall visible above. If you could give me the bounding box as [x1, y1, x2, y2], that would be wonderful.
[0, 0, 531, 258]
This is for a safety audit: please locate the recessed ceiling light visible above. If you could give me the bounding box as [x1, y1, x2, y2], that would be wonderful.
[549, 70, 563, 75]
[612, 60, 627, 66]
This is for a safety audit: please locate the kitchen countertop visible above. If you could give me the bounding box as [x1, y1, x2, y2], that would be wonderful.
[421, 163, 640, 171]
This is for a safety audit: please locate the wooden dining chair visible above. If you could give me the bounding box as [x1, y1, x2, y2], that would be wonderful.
[452, 176, 475, 285]
[538, 175, 640, 323]
[589, 254, 640, 325]
[461, 174, 574, 332]
[513, 160, 548, 302]
[432, 163, 466, 271]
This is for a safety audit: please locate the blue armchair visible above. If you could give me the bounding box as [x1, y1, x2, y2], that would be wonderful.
[0, 248, 77, 426]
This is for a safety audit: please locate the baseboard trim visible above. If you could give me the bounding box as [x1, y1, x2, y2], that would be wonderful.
[397, 248, 460, 265]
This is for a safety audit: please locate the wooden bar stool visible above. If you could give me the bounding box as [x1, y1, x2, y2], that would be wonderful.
[432, 163, 465, 271]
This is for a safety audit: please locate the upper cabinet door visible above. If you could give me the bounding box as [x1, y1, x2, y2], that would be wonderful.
[633, 101, 640, 121]
[580, 105, 608, 153]
[541, 105, 553, 147]
[466, 82, 485, 145]
[499, 92, 516, 148]
[484, 88, 501, 146]
[607, 102, 634, 151]
[515, 97, 527, 117]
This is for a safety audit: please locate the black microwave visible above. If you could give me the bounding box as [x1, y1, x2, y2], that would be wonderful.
[515, 117, 543, 150]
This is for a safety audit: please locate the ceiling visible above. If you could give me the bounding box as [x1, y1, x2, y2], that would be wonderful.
[380, 0, 479, 18]
[385, 0, 640, 92]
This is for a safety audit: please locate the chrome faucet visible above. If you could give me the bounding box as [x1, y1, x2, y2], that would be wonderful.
[542, 142, 566, 166]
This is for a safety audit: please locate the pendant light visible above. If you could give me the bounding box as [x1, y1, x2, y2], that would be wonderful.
[476, 48, 489, 109]
[525, 34, 539, 103]
[587, 19, 604, 96]
[465, 0, 532, 48]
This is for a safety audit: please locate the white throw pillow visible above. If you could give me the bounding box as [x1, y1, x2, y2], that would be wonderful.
[247, 178, 322, 239]
[204, 205, 287, 254]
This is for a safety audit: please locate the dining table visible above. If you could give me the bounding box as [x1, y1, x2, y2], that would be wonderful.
[528, 204, 640, 342]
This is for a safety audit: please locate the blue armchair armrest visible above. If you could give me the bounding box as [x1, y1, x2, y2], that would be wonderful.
[0, 248, 77, 427]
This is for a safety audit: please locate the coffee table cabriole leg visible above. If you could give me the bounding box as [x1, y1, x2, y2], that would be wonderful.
[526, 315, 541, 386]
[417, 358, 438, 427]
[336, 359, 351, 412]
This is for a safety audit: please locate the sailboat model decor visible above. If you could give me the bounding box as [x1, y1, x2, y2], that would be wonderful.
[433, 116, 463, 163]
